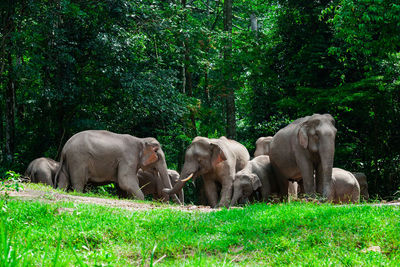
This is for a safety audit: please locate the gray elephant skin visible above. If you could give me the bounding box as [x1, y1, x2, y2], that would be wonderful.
[254, 136, 273, 157]
[25, 157, 59, 186]
[269, 114, 337, 200]
[163, 136, 250, 208]
[230, 155, 278, 206]
[55, 130, 178, 202]
[331, 168, 360, 203]
[254, 136, 298, 197]
[352, 172, 369, 200]
[138, 169, 184, 203]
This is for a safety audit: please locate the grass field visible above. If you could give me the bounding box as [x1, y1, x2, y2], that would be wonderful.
[1, 185, 400, 266]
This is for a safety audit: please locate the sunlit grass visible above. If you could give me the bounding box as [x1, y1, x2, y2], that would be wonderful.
[1, 193, 399, 266]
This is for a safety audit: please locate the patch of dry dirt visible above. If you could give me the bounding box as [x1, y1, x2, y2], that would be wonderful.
[5, 188, 400, 212]
[6, 188, 218, 212]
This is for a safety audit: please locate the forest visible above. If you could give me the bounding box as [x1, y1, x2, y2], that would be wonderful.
[1, 0, 400, 200]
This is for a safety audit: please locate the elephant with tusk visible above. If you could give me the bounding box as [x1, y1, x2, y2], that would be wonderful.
[162, 136, 250, 208]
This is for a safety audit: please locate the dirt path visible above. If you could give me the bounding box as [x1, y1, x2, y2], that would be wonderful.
[6, 188, 400, 212]
[7, 188, 218, 212]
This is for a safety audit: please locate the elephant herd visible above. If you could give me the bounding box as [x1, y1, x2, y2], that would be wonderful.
[25, 113, 369, 208]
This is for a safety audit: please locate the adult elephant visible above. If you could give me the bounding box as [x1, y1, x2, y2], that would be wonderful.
[55, 130, 179, 202]
[254, 136, 273, 157]
[25, 157, 59, 186]
[163, 136, 250, 208]
[269, 114, 337, 200]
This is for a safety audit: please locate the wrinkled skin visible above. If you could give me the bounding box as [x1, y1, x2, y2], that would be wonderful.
[138, 169, 184, 203]
[55, 130, 179, 202]
[25, 157, 59, 186]
[163, 136, 250, 208]
[254, 136, 273, 157]
[331, 168, 360, 203]
[352, 172, 369, 200]
[269, 114, 337, 200]
[230, 155, 278, 206]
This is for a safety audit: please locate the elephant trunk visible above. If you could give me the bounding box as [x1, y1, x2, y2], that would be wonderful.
[162, 169, 195, 196]
[157, 153, 181, 204]
[230, 188, 242, 207]
[318, 138, 335, 201]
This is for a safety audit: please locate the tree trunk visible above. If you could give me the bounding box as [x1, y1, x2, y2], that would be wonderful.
[5, 52, 16, 163]
[223, 0, 236, 139]
[3, 1, 16, 163]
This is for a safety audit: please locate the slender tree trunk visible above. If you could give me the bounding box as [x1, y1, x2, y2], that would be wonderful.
[3, 1, 16, 163]
[223, 0, 236, 139]
[5, 52, 16, 162]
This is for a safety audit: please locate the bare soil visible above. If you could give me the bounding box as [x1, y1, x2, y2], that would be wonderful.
[6, 188, 400, 212]
[6, 188, 218, 212]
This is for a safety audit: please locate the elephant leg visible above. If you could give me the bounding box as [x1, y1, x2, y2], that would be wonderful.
[295, 157, 315, 197]
[70, 166, 87, 192]
[56, 171, 70, 190]
[218, 180, 233, 208]
[118, 164, 144, 200]
[203, 178, 218, 208]
[272, 166, 289, 199]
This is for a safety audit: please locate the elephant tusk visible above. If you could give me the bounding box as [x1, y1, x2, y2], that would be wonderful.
[181, 173, 194, 182]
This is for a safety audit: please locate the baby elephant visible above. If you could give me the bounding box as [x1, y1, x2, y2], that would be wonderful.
[230, 155, 277, 206]
[25, 157, 60, 186]
[352, 172, 369, 200]
[331, 168, 360, 203]
[138, 169, 184, 203]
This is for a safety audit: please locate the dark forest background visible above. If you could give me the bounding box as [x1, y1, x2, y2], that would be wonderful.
[1, 0, 399, 199]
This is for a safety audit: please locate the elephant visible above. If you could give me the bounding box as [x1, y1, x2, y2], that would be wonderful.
[230, 155, 278, 206]
[269, 114, 337, 200]
[163, 136, 250, 208]
[55, 130, 179, 202]
[25, 157, 59, 186]
[331, 168, 360, 203]
[255, 136, 298, 197]
[254, 136, 273, 157]
[138, 169, 184, 203]
[352, 172, 369, 200]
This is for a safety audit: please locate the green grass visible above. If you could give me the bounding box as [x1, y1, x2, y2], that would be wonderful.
[1, 192, 400, 266]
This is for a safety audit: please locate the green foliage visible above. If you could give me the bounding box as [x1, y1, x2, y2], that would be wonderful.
[1, 0, 399, 199]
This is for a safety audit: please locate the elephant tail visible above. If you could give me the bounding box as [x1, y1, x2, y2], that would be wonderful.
[24, 162, 34, 182]
[54, 152, 69, 190]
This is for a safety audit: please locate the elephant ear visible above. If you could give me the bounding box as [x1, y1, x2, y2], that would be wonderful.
[264, 139, 272, 155]
[210, 143, 227, 167]
[250, 174, 262, 191]
[142, 141, 160, 166]
[298, 124, 308, 149]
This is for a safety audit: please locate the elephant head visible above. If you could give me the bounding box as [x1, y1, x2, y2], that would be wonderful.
[139, 138, 178, 202]
[297, 114, 337, 199]
[163, 136, 227, 195]
[230, 172, 261, 206]
[254, 136, 273, 157]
